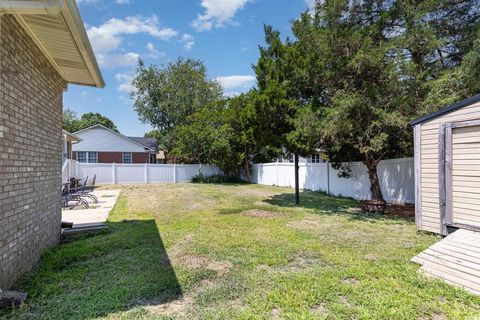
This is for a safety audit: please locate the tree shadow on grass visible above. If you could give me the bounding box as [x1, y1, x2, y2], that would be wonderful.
[0, 220, 181, 320]
[264, 191, 414, 223]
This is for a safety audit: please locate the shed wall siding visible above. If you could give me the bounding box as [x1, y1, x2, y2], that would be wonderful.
[0, 15, 66, 288]
[419, 101, 480, 234]
[73, 127, 147, 152]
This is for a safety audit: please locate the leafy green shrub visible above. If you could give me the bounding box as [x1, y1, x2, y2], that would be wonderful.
[191, 174, 243, 184]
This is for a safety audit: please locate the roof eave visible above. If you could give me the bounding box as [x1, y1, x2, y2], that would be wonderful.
[410, 93, 480, 127]
[63, 129, 82, 142]
[0, 0, 104, 88]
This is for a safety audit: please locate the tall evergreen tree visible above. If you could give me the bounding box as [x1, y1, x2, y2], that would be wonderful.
[257, 0, 480, 202]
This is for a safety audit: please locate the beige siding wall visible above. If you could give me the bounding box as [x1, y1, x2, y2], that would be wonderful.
[419, 101, 480, 234]
[0, 15, 66, 288]
[451, 126, 480, 226]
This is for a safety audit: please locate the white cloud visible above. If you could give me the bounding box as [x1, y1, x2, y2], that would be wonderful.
[182, 34, 195, 51]
[87, 15, 177, 54]
[192, 0, 249, 32]
[98, 52, 140, 69]
[115, 73, 136, 93]
[87, 15, 177, 68]
[215, 75, 256, 90]
[115, 0, 131, 3]
[146, 42, 166, 59]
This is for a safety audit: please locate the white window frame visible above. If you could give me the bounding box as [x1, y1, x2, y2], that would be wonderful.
[77, 151, 87, 163]
[77, 151, 97, 163]
[122, 152, 132, 164]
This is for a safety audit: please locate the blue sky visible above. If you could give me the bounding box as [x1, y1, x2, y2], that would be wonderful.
[66, 0, 313, 136]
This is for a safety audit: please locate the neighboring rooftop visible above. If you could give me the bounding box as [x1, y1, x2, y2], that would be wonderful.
[129, 137, 159, 151]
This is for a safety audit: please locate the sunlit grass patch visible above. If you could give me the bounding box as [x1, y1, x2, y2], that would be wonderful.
[2, 183, 480, 319]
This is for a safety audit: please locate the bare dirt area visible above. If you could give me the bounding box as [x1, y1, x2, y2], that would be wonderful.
[385, 203, 415, 218]
[242, 209, 279, 219]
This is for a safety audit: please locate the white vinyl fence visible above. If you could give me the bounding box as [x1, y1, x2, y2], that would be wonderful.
[62, 159, 78, 183]
[63, 160, 222, 184]
[62, 158, 414, 203]
[250, 158, 414, 203]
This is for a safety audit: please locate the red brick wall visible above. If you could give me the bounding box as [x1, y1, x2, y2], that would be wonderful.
[133, 152, 149, 163]
[73, 152, 150, 163]
[98, 152, 122, 163]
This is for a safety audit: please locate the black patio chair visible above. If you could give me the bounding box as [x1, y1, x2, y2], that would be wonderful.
[62, 185, 89, 209]
[71, 175, 98, 203]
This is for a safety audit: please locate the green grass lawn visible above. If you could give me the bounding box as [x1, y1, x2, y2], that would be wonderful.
[2, 183, 480, 319]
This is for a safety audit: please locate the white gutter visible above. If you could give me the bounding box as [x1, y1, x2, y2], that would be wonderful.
[0, 0, 64, 15]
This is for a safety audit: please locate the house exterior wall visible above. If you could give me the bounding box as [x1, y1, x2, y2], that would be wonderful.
[0, 15, 66, 288]
[133, 152, 149, 163]
[417, 100, 480, 234]
[73, 126, 147, 152]
[72, 151, 151, 163]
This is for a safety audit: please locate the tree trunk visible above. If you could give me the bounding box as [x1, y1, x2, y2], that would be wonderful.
[365, 155, 385, 202]
[244, 148, 251, 182]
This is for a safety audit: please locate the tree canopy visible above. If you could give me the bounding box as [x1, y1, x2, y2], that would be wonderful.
[128, 0, 480, 202]
[132, 57, 223, 152]
[62, 109, 118, 133]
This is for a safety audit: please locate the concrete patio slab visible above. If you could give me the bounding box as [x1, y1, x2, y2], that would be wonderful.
[62, 190, 121, 229]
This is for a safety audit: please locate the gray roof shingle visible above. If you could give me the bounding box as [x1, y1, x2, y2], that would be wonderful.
[128, 137, 158, 151]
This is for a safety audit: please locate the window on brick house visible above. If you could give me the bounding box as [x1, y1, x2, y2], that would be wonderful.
[77, 151, 97, 163]
[122, 152, 132, 164]
[88, 152, 98, 163]
[77, 152, 87, 163]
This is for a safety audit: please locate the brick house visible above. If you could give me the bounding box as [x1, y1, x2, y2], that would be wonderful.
[0, 1, 103, 288]
[72, 124, 161, 164]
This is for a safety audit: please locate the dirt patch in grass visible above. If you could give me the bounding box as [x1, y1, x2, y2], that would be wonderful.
[169, 235, 233, 276]
[283, 252, 326, 271]
[146, 279, 215, 316]
[242, 209, 279, 219]
[179, 254, 233, 275]
[418, 313, 447, 320]
[342, 277, 360, 285]
[385, 203, 415, 217]
[311, 302, 328, 316]
[258, 252, 329, 273]
[339, 295, 352, 307]
[364, 254, 378, 261]
[287, 218, 324, 230]
[269, 308, 282, 319]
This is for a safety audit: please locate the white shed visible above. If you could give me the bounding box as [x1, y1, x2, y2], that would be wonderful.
[411, 94, 480, 235]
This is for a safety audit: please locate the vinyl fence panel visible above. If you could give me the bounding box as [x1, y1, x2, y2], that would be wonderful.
[148, 164, 175, 183]
[116, 164, 145, 184]
[72, 162, 222, 185]
[251, 158, 414, 203]
[77, 163, 113, 184]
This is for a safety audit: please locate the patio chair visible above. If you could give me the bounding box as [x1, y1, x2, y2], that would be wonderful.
[62, 185, 89, 209]
[70, 175, 98, 203]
